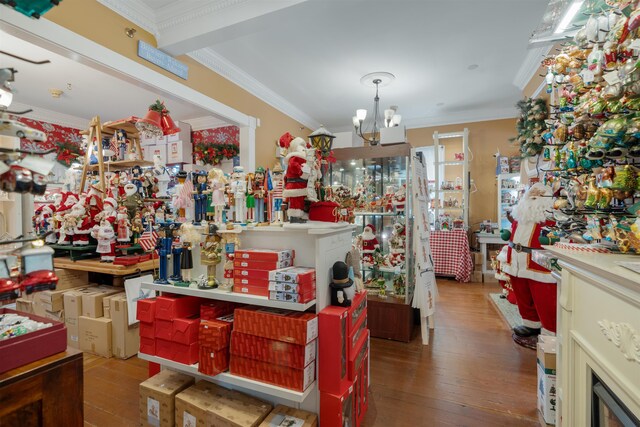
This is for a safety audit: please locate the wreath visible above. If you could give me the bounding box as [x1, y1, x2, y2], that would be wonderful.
[193, 142, 239, 165]
[55, 141, 84, 167]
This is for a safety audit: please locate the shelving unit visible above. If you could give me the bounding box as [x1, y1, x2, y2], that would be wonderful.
[432, 129, 469, 229]
[497, 173, 521, 230]
[139, 225, 354, 414]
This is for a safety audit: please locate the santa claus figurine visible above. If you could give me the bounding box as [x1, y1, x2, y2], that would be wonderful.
[86, 185, 104, 221]
[360, 224, 380, 266]
[97, 197, 118, 226]
[392, 185, 406, 215]
[283, 137, 310, 223]
[72, 202, 93, 246]
[500, 183, 557, 343]
[56, 192, 79, 220]
[116, 205, 131, 243]
[92, 219, 116, 262]
[388, 222, 406, 267]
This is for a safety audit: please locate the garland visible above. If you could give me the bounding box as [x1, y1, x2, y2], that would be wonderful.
[193, 142, 239, 165]
[55, 140, 84, 167]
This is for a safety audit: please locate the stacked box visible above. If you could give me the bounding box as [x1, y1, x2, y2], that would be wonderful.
[81, 287, 122, 318]
[200, 301, 236, 321]
[198, 314, 234, 376]
[230, 356, 315, 392]
[259, 405, 318, 427]
[172, 316, 199, 345]
[233, 249, 295, 296]
[111, 295, 140, 359]
[320, 382, 355, 427]
[137, 298, 157, 355]
[155, 295, 200, 320]
[233, 258, 293, 270]
[235, 248, 294, 262]
[318, 306, 349, 394]
[234, 307, 318, 345]
[175, 381, 272, 427]
[63, 287, 95, 348]
[268, 266, 316, 303]
[230, 331, 316, 369]
[537, 335, 557, 425]
[139, 370, 194, 427]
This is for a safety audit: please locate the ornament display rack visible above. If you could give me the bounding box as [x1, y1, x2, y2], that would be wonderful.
[432, 129, 470, 229]
[139, 225, 354, 414]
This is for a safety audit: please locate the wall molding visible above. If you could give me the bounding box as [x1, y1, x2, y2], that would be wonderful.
[188, 48, 321, 130]
[598, 319, 640, 364]
[513, 45, 552, 91]
[156, 0, 249, 31]
[182, 116, 231, 132]
[96, 0, 158, 36]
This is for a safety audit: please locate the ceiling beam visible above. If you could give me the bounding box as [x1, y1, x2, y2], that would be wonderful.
[156, 0, 309, 55]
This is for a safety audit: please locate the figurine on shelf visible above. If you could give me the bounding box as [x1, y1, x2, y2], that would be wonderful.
[329, 261, 355, 307]
[268, 163, 285, 224]
[116, 205, 131, 243]
[345, 244, 363, 292]
[86, 185, 103, 221]
[169, 227, 183, 282]
[245, 173, 256, 223]
[95, 197, 118, 227]
[154, 204, 166, 224]
[384, 185, 395, 212]
[154, 225, 172, 284]
[153, 154, 171, 197]
[92, 219, 116, 263]
[392, 185, 406, 215]
[305, 147, 320, 203]
[57, 214, 77, 245]
[221, 232, 240, 291]
[388, 222, 406, 267]
[71, 202, 92, 246]
[393, 274, 406, 297]
[200, 223, 222, 289]
[178, 223, 201, 284]
[131, 165, 144, 196]
[109, 173, 126, 199]
[122, 183, 144, 220]
[171, 171, 192, 222]
[360, 224, 380, 267]
[116, 129, 128, 161]
[142, 170, 158, 199]
[283, 137, 310, 223]
[230, 166, 247, 223]
[192, 171, 210, 224]
[131, 212, 143, 244]
[253, 167, 267, 223]
[207, 168, 227, 224]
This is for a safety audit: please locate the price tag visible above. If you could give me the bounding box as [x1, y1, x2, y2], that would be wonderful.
[603, 71, 621, 85]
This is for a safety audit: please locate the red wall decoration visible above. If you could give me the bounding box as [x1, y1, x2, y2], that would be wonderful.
[192, 125, 239, 146]
[13, 116, 84, 152]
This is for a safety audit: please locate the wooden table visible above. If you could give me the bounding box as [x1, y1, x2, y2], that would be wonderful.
[0, 348, 83, 426]
[476, 233, 506, 275]
[54, 257, 157, 276]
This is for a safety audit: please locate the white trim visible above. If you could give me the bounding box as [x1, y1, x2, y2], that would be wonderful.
[188, 48, 321, 130]
[283, 188, 307, 198]
[0, 10, 251, 127]
[239, 121, 256, 172]
[182, 116, 230, 131]
[156, 0, 252, 31]
[513, 46, 551, 90]
[400, 106, 519, 131]
[96, 0, 158, 36]
[532, 80, 546, 98]
[10, 101, 88, 130]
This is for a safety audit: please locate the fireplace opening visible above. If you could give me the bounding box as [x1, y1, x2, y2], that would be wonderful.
[591, 372, 640, 427]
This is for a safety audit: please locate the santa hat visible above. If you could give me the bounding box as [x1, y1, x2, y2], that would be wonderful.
[278, 132, 294, 149]
[103, 197, 117, 209]
[365, 224, 375, 233]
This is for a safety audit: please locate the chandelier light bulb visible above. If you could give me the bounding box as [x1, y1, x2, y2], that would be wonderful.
[392, 115, 402, 126]
[352, 116, 360, 128]
[356, 109, 367, 121]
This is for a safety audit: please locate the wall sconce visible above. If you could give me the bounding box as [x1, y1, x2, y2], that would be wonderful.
[125, 27, 137, 38]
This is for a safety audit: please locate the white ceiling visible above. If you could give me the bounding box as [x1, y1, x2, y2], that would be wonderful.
[0, 30, 229, 130]
[98, 0, 550, 132]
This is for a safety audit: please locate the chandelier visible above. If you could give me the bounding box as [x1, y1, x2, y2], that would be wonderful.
[352, 72, 401, 146]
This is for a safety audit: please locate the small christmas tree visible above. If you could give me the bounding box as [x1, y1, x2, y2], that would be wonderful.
[512, 97, 548, 157]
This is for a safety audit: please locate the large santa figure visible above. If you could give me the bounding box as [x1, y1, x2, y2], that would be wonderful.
[72, 202, 93, 246]
[283, 137, 310, 223]
[360, 224, 380, 266]
[501, 183, 557, 341]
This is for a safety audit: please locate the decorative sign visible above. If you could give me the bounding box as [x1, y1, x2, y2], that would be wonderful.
[137, 41, 188, 80]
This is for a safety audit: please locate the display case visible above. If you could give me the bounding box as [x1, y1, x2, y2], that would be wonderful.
[432, 129, 469, 230]
[497, 173, 521, 230]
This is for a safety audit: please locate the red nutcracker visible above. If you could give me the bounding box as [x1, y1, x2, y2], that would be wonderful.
[283, 137, 310, 223]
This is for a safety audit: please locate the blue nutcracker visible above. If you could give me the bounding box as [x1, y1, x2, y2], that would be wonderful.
[116, 129, 127, 161]
[169, 227, 183, 282]
[193, 171, 209, 223]
[154, 225, 173, 284]
[131, 165, 144, 195]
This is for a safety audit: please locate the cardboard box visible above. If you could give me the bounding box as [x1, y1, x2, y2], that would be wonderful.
[349, 330, 369, 381]
[235, 249, 294, 262]
[233, 258, 293, 270]
[79, 316, 112, 357]
[156, 135, 167, 144]
[230, 356, 315, 392]
[139, 370, 194, 427]
[268, 290, 314, 303]
[472, 251, 483, 266]
[140, 336, 156, 355]
[111, 295, 140, 359]
[172, 317, 200, 345]
[140, 321, 155, 339]
[199, 315, 234, 350]
[234, 307, 318, 345]
[137, 298, 157, 323]
[537, 336, 557, 425]
[155, 295, 200, 320]
[43, 309, 64, 323]
[64, 287, 100, 348]
[268, 267, 316, 285]
[259, 405, 318, 427]
[233, 284, 269, 297]
[198, 346, 229, 376]
[140, 135, 156, 146]
[81, 287, 121, 318]
[103, 292, 125, 319]
[155, 318, 174, 341]
[54, 268, 89, 290]
[268, 281, 316, 294]
[230, 331, 316, 369]
[15, 298, 34, 314]
[471, 271, 483, 283]
[166, 139, 192, 164]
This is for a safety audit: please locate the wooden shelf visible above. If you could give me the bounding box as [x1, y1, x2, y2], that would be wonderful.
[137, 352, 314, 402]
[102, 117, 140, 136]
[84, 159, 154, 172]
[54, 257, 156, 276]
[354, 211, 398, 217]
[141, 282, 315, 311]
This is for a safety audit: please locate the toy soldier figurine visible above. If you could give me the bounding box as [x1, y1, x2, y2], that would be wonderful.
[154, 225, 173, 284]
[192, 171, 210, 224]
[229, 166, 247, 223]
[253, 167, 267, 223]
[269, 163, 285, 224]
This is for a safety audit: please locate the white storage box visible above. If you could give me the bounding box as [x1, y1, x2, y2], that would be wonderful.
[167, 140, 192, 164]
[380, 126, 407, 145]
[140, 136, 156, 146]
[144, 144, 167, 164]
[333, 131, 361, 149]
[167, 121, 192, 143]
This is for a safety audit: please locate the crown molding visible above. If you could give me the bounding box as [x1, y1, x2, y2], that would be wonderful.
[188, 48, 321, 130]
[11, 101, 89, 130]
[156, 0, 248, 31]
[96, 0, 158, 36]
[513, 45, 551, 91]
[182, 116, 231, 131]
[402, 106, 518, 130]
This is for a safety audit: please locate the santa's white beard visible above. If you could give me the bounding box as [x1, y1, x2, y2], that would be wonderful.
[361, 230, 375, 240]
[512, 196, 552, 224]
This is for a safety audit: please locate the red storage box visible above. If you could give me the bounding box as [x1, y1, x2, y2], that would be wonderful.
[359, 350, 369, 426]
[233, 268, 271, 281]
[172, 341, 199, 365]
[200, 301, 236, 321]
[230, 331, 316, 369]
[198, 346, 229, 376]
[234, 307, 318, 345]
[156, 338, 174, 360]
[136, 298, 156, 323]
[233, 258, 293, 270]
[233, 277, 270, 288]
[155, 295, 200, 320]
[268, 281, 316, 294]
[348, 330, 369, 381]
[318, 306, 349, 394]
[154, 318, 173, 341]
[113, 255, 140, 265]
[235, 248, 294, 262]
[172, 316, 200, 345]
[0, 308, 67, 374]
[348, 313, 368, 355]
[309, 201, 340, 222]
[320, 382, 356, 427]
[268, 267, 316, 284]
[199, 315, 234, 350]
[233, 284, 269, 297]
[268, 290, 315, 304]
[230, 356, 315, 392]
[139, 336, 155, 355]
[348, 292, 367, 335]
[139, 321, 154, 339]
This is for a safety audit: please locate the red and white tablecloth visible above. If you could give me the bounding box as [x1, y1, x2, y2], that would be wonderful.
[429, 229, 473, 282]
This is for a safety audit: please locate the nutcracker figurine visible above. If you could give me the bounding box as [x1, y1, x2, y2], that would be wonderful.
[253, 167, 267, 223]
[193, 171, 210, 224]
[200, 223, 222, 289]
[220, 232, 240, 291]
[269, 163, 285, 224]
[229, 166, 247, 223]
[172, 171, 191, 221]
[154, 225, 173, 284]
[245, 173, 256, 223]
[207, 168, 227, 224]
[169, 228, 183, 282]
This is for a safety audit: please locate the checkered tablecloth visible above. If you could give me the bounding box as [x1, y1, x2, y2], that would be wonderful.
[430, 229, 473, 282]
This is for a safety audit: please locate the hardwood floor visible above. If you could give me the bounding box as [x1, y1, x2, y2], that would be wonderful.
[83, 280, 538, 426]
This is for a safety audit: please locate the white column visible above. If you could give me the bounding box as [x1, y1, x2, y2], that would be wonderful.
[239, 117, 257, 172]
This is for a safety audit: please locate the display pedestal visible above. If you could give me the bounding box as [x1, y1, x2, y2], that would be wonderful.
[367, 295, 413, 342]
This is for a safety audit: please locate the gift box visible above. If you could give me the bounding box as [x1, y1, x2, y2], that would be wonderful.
[318, 306, 349, 394]
[233, 284, 269, 297]
[172, 316, 200, 345]
[309, 201, 340, 222]
[136, 298, 156, 323]
[154, 318, 173, 341]
[348, 292, 367, 336]
[320, 382, 355, 427]
[139, 336, 155, 355]
[268, 281, 316, 294]
[154, 295, 200, 320]
[234, 277, 270, 288]
[200, 301, 236, 321]
[230, 331, 316, 369]
[348, 330, 369, 381]
[268, 290, 315, 304]
[268, 267, 316, 284]
[198, 345, 229, 376]
[234, 307, 318, 345]
[230, 356, 315, 392]
[171, 341, 199, 365]
[235, 248, 294, 262]
[234, 268, 271, 281]
[139, 321, 155, 339]
[233, 258, 293, 270]
[155, 338, 174, 360]
[199, 314, 234, 350]
[348, 313, 367, 355]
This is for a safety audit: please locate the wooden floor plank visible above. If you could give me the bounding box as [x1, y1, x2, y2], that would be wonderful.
[82, 280, 539, 426]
